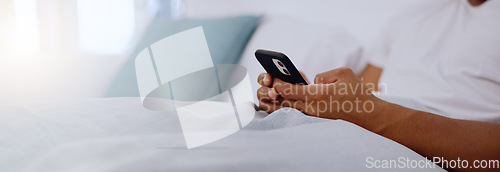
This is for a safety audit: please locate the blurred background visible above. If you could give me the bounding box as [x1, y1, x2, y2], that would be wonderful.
[0, 0, 183, 104]
[0, 0, 418, 104]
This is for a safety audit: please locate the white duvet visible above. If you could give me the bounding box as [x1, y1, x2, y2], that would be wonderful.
[0, 97, 444, 172]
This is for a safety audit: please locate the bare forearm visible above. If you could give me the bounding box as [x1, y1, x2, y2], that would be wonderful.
[261, 67, 499, 171]
[349, 99, 500, 171]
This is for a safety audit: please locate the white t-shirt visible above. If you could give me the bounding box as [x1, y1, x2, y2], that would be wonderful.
[368, 0, 500, 122]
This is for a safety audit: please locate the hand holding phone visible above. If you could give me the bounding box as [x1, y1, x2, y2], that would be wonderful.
[255, 49, 308, 86]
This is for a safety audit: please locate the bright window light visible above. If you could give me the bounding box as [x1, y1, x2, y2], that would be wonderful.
[147, 0, 184, 18]
[77, 0, 135, 55]
[13, 0, 39, 55]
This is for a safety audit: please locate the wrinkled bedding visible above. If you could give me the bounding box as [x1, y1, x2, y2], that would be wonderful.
[0, 97, 443, 172]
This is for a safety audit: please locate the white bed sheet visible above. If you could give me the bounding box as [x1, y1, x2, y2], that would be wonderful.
[0, 97, 443, 172]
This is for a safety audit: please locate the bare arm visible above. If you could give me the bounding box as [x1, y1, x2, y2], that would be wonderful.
[358, 64, 500, 168]
[362, 99, 500, 171]
[257, 67, 500, 171]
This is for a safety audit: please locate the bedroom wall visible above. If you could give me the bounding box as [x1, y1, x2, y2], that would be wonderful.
[0, 0, 422, 104]
[0, 0, 154, 104]
[183, 0, 423, 48]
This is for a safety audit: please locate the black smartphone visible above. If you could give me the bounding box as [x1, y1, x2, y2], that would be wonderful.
[255, 49, 308, 85]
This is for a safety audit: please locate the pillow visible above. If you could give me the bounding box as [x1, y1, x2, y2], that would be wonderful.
[105, 15, 261, 97]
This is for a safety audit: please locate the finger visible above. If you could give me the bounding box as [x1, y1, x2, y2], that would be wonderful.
[315, 67, 357, 84]
[314, 67, 350, 84]
[257, 86, 273, 102]
[273, 78, 329, 101]
[257, 73, 273, 87]
[268, 88, 279, 100]
[272, 78, 308, 101]
[284, 98, 348, 120]
[280, 99, 302, 110]
[257, 73, 265, 86]
[258, 101, 285, 114]
[314, 72, 337, 84]
[258, 86, 283, 102]
[280, 99, 316, 117]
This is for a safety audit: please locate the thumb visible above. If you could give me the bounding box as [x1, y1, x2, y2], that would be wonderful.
[314, 71, 338, 84]
[314, 67, 353, 84]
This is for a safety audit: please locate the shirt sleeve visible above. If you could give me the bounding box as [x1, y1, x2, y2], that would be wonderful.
[365, 27, 391, 68]
[364, 12, 404, 69]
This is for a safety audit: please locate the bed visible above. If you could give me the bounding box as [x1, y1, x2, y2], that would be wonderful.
[1, 97, 443, 172]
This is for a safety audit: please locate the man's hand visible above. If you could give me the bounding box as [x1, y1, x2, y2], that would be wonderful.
[257, 73, 279, 113]
[257, 67, 500, 171]
[264, 67, 378, 119]
[257, 67, 396, 132]
[256, 67, 378, 117]
[256, 72, 309, 114]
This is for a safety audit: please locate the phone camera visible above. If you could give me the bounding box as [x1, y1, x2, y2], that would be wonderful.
[277, 61, 284, 67]
[283, 68, 290, 75]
